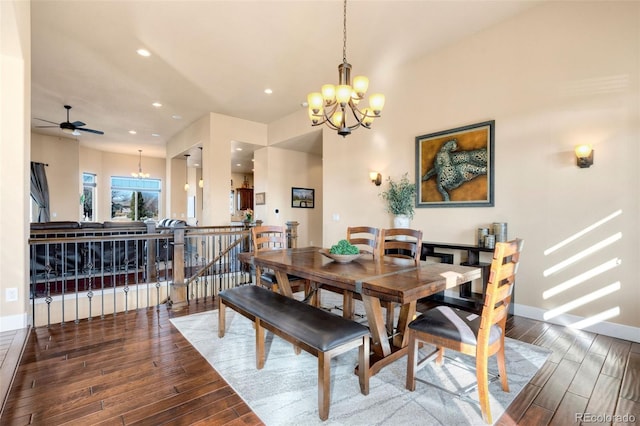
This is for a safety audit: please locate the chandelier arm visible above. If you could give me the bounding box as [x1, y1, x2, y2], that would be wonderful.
[310, 103, 341, 130]
[346, 107, 365, 130]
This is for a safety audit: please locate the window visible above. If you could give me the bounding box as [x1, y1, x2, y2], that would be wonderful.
[82, 173, 97, 221]
[111, 177, 161, 221]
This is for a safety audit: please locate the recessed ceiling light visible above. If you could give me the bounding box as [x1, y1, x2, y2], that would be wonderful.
[236, 147, 242, 151]
[129, 130, 137, 135]
[151, 133, 160, 137]
[172, 115, 182, 120]
[264, 88, 273, 94]
[152, 102, 162, 108]
[236, 163, 241, 167]
[137, 48, 151, 57]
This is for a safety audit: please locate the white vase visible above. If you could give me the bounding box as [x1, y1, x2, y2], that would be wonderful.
[393, 214, 410, 229]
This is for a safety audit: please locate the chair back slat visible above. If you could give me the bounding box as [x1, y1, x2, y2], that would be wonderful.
[347, 226, 380, 258]
[252, 225, 287, 252]
[380, 228, 423, 263]
[478, 239, 523, 339]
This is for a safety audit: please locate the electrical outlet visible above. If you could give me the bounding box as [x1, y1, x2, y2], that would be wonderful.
[6, 288, 18, 302]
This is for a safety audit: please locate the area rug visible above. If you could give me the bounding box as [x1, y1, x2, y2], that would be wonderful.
[170, 298, 550, 426]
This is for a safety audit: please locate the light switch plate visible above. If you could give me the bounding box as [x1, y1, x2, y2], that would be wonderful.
[6, 288, 18, 302]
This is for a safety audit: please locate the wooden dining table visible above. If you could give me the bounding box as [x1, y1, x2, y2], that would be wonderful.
[243, 246, 482, 376]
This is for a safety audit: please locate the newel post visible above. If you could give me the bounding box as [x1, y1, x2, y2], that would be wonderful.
[169, 224, 187, 308]
[286, 221, 299, 248]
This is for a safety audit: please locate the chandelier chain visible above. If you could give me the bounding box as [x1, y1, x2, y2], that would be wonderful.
[342, 0, 347, 63]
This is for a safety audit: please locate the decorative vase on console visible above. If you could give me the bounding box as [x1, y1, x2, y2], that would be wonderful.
[243, 209, 254, 227]
[393, 214, 411, 229]
[380, 173, 416, 229]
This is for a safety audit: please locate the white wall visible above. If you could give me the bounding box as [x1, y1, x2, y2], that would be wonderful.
[252, 146, 323, 246]
[30, 133, 79, 220]
[166, 113, 268, 225]
[0, 0, 30, 331]
[30, 135, 167, 222]
[320, 1, 639, 332]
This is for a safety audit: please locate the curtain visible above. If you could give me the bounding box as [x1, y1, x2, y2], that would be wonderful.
[30, 162, 50, 222]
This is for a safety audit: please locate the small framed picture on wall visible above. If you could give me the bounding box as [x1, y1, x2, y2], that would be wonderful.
[291, 187, 314, 208]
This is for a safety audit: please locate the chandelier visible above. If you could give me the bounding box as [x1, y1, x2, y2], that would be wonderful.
[131, 149, 150, 178]
[306, 0, 385, 137]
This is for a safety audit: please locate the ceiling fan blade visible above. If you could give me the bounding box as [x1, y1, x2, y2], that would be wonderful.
[35, 125, 58, 128]
[34, 118, 60, 125]
[77, 127, 104, 135]
[71, 121, 86, 127]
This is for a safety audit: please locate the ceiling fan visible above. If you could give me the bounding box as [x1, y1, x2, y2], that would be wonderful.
[35, 105, 104, 135]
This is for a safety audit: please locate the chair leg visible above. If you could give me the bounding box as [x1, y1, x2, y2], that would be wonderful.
[358, 336, 370, 395]
[343, 291, 354, 319]
[476, 354, 492, 424]
[435, 347, 445, 366]
[406, 330, 418, 391]
[497, 341, 510, 392]
[218, 300, 226, 338]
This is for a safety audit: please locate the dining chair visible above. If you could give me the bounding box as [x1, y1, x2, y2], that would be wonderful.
[379, 227, 423, 263]
[251, 225, 311, 300]
[379, 227, 423, 332]
[405, 238, 524, 424]
[347, 226, 381, 258]
[332, 226, 381, 319]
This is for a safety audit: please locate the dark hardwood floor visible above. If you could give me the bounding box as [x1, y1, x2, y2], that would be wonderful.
[1, 298, 638, 425]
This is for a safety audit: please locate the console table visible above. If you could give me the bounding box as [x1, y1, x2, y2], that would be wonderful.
[420, 241, 514, 316]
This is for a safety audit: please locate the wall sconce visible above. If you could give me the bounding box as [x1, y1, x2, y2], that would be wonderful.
[369, 171, 382, 186]
[575, 145, 594, 168]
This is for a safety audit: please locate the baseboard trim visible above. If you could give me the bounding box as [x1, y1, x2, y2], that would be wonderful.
[0, 313, 28, 333]
[513, 303, 640, 343]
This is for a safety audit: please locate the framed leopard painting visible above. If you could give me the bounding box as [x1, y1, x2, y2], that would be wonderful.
[415, 120, 494, 208]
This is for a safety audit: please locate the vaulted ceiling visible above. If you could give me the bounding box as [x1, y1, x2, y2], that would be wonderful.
[30, 0, 540, 167]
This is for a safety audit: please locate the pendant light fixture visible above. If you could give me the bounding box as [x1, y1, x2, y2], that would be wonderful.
[183, 154, 190, 191]
[198, 147, 204, 188]
[307, 0, 385, 137]
[132, 149, 150, 178]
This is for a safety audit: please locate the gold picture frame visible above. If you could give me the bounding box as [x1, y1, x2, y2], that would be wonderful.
[416, 120, 495, 208]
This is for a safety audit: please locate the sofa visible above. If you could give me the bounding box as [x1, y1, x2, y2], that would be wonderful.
[30, 220, 148, 278]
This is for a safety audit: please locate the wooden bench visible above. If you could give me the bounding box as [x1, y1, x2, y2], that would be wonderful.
[218, 285, 370, 421]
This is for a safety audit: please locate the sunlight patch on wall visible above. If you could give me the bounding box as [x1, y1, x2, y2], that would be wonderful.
[542, 209, 623, 327]
[569, 307, 621, 330]
[543, 258, 622, 300]
[543, 282, 620, 320]
[543, 232, 622, 277]
[544, 209, 621, 256]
